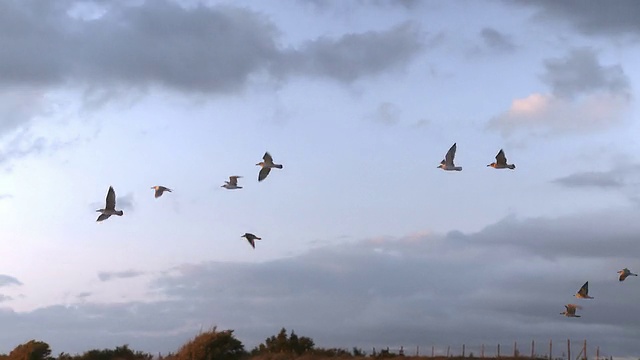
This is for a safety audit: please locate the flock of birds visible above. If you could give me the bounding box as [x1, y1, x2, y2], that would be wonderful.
[94, 144, 636, 317]
[95, 151, 282, 248]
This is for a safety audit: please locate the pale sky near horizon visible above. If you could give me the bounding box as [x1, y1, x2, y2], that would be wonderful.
[1, 0, 640, 358]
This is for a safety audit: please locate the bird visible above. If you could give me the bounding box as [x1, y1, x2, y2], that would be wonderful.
[618, 268, 638, 282]
[437, 143, 462, 171]
[487, 149, 515, 169]
[256, 152, 283, 181]
[574, 281, 594, 299]
[96, 186, 124, 222]
[151, 185, 172, 198]
[560, 304, 582, 317]
[241, 233, 262, 249]
[221, 176, 243, 190]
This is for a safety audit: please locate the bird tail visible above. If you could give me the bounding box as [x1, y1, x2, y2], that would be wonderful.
[116, 210, 124, 216]
[509, 164, 516, 169]
[256, 237, 262, 240]
[275, 164, 283, 169]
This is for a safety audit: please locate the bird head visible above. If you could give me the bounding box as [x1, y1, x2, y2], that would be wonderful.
[487, 163, 495, 167]
[256, 162, 263, 166]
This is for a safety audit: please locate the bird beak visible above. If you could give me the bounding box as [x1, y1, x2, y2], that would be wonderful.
[486, 164, 491, 167]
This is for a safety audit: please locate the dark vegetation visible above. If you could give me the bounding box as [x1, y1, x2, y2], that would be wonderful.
[0, 328, 553, 360]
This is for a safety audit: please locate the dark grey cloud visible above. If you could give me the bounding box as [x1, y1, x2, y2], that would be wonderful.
[552, 163, 640, 204]
[480, 27, 516, 52]
[277, 22, 424, 83]
[553, 171, 624, 188]
[98, 270, 145, 282]
[0, 1, 424, 93]
[0, 275, 22, 287]
[511, 0, 640, 38]
[1, 210, 640, 356]
[541, 48, 630, 99]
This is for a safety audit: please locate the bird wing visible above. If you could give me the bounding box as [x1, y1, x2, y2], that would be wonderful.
[154, 188, 163, 198]
[578, 281, 589, 296]
[96, 213, 111, 222]
[258, 167, 271, 182]
[106, 186, 116, 210]
[496, 149, 507, 165]
[263, 152, 274, 165]
[619, 273, 627, 281]
[229, 176, 239, 185]
[445, 143, 457, 166]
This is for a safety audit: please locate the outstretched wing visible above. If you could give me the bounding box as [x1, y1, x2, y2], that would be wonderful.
[445, 143, 457, 165]
[496, 149, 507, 165]
[229, 176, 240, 185]
[258, 167, 271, 182]
[97, 213, 111, 222]
[106, 186, 116, 210]
[263, 152, 274, 165]
[578, 281, 589, 296]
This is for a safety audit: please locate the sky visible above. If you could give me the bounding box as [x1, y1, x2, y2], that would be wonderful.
[1, 0, 640, 357]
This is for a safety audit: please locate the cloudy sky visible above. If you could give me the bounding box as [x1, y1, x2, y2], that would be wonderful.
[1, 0, 640, 357]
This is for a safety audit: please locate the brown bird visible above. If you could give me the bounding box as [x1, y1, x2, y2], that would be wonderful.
[96, 186, 124, 222]
[487, 149, 515, 169]
[618, 268, 638, 282]
[560, 304, 582, 317]
[256, 152, 283, 181]
[151, 185, 172, 198]
[241, 233, 262, 249]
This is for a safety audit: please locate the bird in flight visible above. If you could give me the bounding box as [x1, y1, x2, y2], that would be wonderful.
[241, 233, 262, 249]
[560, 304, 582, 317]
[574, 281, 594, 299]
[151, 185, 172, 198]
[487, 149, 515, 169]
[437, 143, 462, 171]
[96, 186, 124, 222]
[221, 176, 243, 190]
[256, 152, 283, 181]
[618, 268, 638, 282]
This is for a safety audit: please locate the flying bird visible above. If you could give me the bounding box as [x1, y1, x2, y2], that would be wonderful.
[256, 152, 283, 181]
[241, 233, 262, 249]
[151, 185, 172, 198]
[221, 176, 243, 190]
[437, 143, 462, 171]
[96, 186, 124, 222]
[487, 149, 515, 169]
[560, 304, 582, 317]
[574, 281, 594, 299]
[618, 268, 638, 282]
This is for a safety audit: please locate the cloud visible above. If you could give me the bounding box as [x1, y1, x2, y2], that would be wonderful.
[0, 1, 424, 93]
[0, 275, 22, 287]
[480, 27, 516, 53]
[510, 0, 640, 38]
[117, 193, 135, 211]
[98, 270, 146, 282]
[541, 48, 630, 99]
[366, 102, 401, 125]
[488, 49, 630, 137]
[553, 171, 624, 188]
[552, 163, 640, 205]
[0, 210, 639, 355]
[277, 22, 424, 83]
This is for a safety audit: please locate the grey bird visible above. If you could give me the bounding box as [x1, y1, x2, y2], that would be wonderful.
[96, 186, 124, 222]
[221, 176, 243, 190]
[256, 152, 283, 181]
[437, 143, 462, 171]
[618, 268, 638, 282]
[487, 149, 516, 169]
[560, 304, 582, 317]
[151, 185, 172, 198]
[241, 233, 262, 249]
